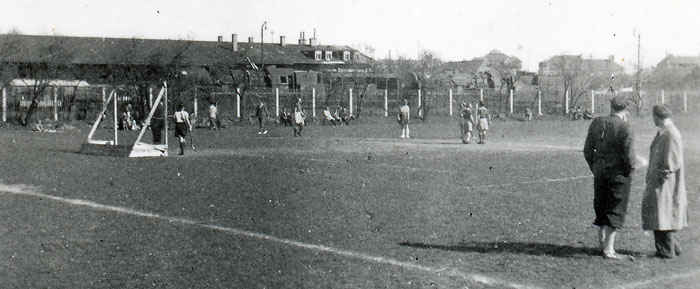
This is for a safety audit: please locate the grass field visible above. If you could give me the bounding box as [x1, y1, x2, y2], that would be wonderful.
[0, 113, 698, 289]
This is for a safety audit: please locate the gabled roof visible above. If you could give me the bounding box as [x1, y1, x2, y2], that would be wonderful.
[440, 59, 484, 74]
[0, 34, 373, 68]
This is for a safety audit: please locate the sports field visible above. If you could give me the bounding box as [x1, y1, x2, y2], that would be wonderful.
[0, 114, 698, 289]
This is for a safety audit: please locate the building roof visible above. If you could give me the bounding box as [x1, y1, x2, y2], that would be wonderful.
[0, 34, 373, 68]
[657, 55, 700, 68]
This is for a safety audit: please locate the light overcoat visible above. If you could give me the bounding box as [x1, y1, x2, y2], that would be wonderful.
[642, 119, 688, 231]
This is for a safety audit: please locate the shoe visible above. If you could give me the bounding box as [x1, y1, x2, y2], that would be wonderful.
[603, 251, 635, 261]
[263, 130, 268, 134]
[654, 252, 674, 259]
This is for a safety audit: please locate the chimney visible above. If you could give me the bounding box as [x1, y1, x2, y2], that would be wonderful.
[248, 36, 254, 43]
[310, 28, 318, 46]
[232, 34, 238, 52]
[298, 32, 305, 45]
[217, 35, 223, 43]
[280, 35, 286, 46]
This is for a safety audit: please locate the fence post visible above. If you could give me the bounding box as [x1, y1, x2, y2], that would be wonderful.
[275, 87, 279, 117]
[661, 89, 665, 105]
[236, 87, 241, 119]
[114, 91, 118, 145]
[2, 87, 6, 122]
[684, 91, 688, 112]
[349, 88, 353, 115]
[509, 89, 514, 114]
[312, 87, 316, 117]
[417, 89, 422, 118]
[591, 90, 595, 113]
[537, 89, 542, 115]
[449, 88, 453, 116]
[565, 89, 570, 115]
[384, 89, 388, 117]
[193, 87, 198, 120]
[53, 86, 58, 121]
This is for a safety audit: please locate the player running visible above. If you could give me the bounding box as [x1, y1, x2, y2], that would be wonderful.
[174, 103, 193, 155]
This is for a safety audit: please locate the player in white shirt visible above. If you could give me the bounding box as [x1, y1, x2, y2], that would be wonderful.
[398, 98, 410, 138]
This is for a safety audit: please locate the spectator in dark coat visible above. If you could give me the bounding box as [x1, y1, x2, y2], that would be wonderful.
[583, 95, 642, 260]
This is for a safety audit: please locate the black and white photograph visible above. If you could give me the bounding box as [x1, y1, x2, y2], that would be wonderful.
[0, 1, 697, 288]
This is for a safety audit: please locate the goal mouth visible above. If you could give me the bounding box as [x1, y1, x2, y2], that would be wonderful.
[80, 82, 169, 158]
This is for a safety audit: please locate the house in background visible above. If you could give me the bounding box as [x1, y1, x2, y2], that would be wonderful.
[436, 50, 525, 93]
[538, 54, 624, 94]
[655, 55, 700, 72]
[0, 32, 380, 92]
[222, 31, 377, 90]
[649, 54, 700, 89]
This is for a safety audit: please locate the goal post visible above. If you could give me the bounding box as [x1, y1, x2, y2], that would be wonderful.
[128, 82, 168, 157]
[80, 82, 169, 158]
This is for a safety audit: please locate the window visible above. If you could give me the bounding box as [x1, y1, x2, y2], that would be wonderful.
[343, 51, 350, 61]
[280, 76, 288, 84]
[315, 50, 322, 61]
[325, 50, 332, 61]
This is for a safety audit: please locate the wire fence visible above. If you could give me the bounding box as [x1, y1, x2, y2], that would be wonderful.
[1, 83, 697, 125]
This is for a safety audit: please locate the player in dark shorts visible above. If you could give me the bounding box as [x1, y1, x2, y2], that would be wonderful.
[150, 102, 165, 144]
[173, 103, 192, 155]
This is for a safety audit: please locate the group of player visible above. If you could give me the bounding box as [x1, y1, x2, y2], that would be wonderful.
[163, 96, 494, 156]
[396, 98, 489, 143]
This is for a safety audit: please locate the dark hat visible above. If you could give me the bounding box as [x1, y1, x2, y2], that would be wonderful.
[610, 95, 627, 111]
[652, 105, 672, 119]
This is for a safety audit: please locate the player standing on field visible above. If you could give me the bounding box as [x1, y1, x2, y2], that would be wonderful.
[293, 98, 305, 137]
[256, 101, 268, 135]
[476, 100, 489, 144]
[459, 102, 474, 144]
[208, 101, 218, 130]
[398, 98, 410, 138]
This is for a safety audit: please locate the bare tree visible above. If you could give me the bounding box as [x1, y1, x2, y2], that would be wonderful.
[548, 55, 610, 114]
[8, 35, 75, 125]
[0, 29, 22, 88]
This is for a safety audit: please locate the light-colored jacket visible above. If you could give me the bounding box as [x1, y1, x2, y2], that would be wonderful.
[641, 119, 687, 231]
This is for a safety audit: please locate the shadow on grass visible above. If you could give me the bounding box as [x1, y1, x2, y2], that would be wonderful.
[399, 241, 643, 258]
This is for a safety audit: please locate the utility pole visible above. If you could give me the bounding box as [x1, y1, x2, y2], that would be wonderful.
[635, 32, 642, 115]
[261, 21, 268, 69]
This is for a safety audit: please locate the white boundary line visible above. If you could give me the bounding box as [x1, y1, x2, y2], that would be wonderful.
[612, 268, 700, 289]
[468, 175, 592, 189]
[0, 183, 541, 289]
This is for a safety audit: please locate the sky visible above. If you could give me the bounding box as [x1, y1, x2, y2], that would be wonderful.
[3, 0, 700, 72]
